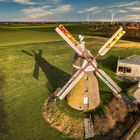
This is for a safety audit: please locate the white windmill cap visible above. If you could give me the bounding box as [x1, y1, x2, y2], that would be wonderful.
[79, 35, 84, 42]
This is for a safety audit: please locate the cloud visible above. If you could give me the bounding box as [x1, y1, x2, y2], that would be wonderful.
[0, 0, 61, 4]
[92, 10, 102, 15]
[128, 7, 140, 12]
[78, 7, 99, 14]
[107, 9, 128, 15]
[0, 0, 37, 5]
[52, 0, 60, 3]
[96, 14, 140, 22]
[115, 14, 140, 21]
[116, 1, 140, 7]
[22, 4, 72, 19]
[13, 0, 36, 5]
[78, 6, 128, 16]
[22, 6, 51, 13]
[117, 10, 128, 13]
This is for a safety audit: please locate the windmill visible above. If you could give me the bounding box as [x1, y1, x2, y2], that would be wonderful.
[55, 25, 125, 112]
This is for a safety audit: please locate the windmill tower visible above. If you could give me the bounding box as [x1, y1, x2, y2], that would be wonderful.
[55, 25, 125, 112]
[68, 35, 100, 111]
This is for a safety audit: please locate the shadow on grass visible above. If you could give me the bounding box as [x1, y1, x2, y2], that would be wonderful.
[22, 49, 71, 92]
[98, 55, 118, 72]
[0, 72, 8, 134]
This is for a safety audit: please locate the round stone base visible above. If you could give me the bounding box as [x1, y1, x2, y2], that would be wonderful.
[42, 96, 84, 139]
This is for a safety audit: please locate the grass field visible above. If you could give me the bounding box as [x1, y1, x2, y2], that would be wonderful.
[0, 23, 140, 140]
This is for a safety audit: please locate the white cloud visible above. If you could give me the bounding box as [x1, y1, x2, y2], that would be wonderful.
[128, 7, 140, 12]
[0, 0, 37, 5]
[116, 1, 140, 7]
[92, 10, 102, 15]
[117, 10, 128, 13]
[52, 0, 60, 3]
[78, 6, 128, 16]
[108, 9, 128, 15]
[22, 6, 51, 14]
[13, 0, 36, 5]
[22, 4, 72, 19]
[116, 14, 140, 21]
[96, 14, 140, 22]
[78, 7, 99, 14]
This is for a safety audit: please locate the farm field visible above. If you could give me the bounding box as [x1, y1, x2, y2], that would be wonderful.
[0, 23, 140, 140]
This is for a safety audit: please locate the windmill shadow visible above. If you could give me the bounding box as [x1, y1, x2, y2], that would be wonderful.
[22, 50, 71, 91]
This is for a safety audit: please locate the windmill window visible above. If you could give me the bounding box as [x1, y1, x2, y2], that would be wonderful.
[118, 66, 124, 72]
[118, 66, 132, 73]
[127, 67, 132, 73]
[123, 67, 127, 73]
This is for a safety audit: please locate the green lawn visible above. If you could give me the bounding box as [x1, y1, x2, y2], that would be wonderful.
[0, 24, 140, 140]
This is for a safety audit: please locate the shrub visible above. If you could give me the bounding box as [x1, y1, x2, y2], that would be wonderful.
[93, 98, 128, 135]
[108, 98, 127, 122]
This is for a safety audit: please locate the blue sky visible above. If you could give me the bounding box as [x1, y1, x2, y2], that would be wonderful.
[0, 0, 140, 21]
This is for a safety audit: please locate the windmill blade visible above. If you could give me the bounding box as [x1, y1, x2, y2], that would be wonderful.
[33, 62, 39, 80]
[56, 69, 84, 100]
[95, 69, 121, 96]
[55, 25, 86, 56]
[22, 50, 34, 57]
[98, 27, 125, 56]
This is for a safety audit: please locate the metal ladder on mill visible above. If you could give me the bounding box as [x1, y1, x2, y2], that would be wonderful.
[84, 115, 94, 139]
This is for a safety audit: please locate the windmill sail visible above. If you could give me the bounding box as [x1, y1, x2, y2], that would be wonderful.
[98, 27, 125, 56]
[55, 25, 83, 56]
[56, 69, 84, 100]
[95, 69, 121, 96]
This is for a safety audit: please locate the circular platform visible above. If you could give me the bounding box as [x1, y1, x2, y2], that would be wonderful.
[42, 97, 84, 139]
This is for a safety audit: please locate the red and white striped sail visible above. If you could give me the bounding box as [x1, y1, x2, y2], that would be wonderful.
[55, 25, 83, 56]
[56, 69, 84, 100]
[98, 27, 125, 56]
[95, 69, 121, 96]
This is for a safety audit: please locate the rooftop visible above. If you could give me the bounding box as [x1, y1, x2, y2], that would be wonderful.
[118, 55, 140, 65]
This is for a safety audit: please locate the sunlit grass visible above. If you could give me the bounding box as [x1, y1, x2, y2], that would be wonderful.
[0, 24, 140, 140]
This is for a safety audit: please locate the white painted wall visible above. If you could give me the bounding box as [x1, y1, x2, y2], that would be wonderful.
[116, 62, 140, 77]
